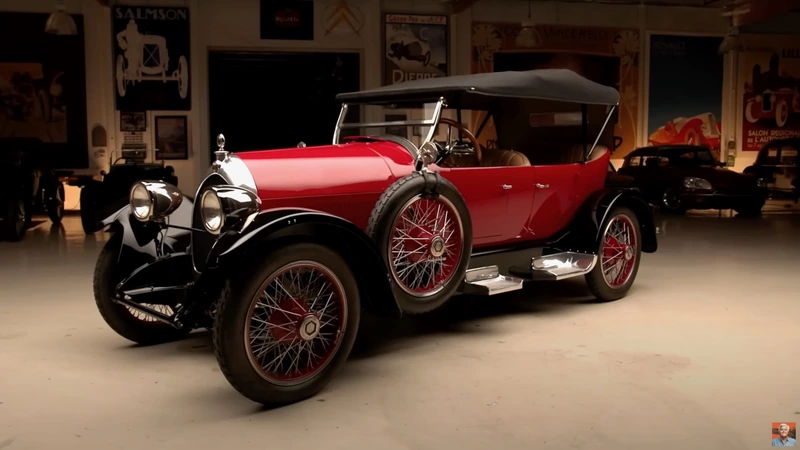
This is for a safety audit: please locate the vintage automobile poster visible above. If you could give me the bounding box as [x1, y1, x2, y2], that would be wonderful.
[384, 14, 448, 86]
[112, 6, 191, 111]
[741, 50, 800, 152]
[646, 34, 724, 159]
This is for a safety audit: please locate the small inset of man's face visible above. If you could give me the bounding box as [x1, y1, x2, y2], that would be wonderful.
[779, 424, 790, 438]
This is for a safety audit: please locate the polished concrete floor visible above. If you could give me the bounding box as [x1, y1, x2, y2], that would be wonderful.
[1, 211, 799, 450]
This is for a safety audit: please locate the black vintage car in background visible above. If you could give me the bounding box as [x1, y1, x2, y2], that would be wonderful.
[1, 140, 66, 242]
[77, 148, 178, 234]
[618, 145, 768, 216]
[743, 138, 799, 203]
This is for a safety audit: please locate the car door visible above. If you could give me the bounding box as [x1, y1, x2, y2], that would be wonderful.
[526, 163, 581, 239]
[442, 166, 535, 247]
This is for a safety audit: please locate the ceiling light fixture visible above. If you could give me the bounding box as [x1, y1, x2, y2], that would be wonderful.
[45, 0, 78, 35]
[516, 0, 541, 48]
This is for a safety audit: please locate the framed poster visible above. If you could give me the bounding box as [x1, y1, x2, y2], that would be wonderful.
[154, 115, 188, 160]
[384, 13, 448, 86]
[260, 0, 314, 40]
[0, 12, 88, 169]
[741, 51, 800, 151]
[646, 34, 724, 159]
[120, 111, 146, 131]
[112, 6, 191, 111]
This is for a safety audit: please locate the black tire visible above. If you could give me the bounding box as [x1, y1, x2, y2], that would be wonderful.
[213, 242, 360, 406]
[733, 198, 765, 217]
[47, 182, 65, 225]
[585, 206, 642, 302]
[93, 233, 191, 345]
[366, 172, 472, 314]
[80, 185, 99, 234]
[660, 188, 687, 214]
[3, 198, 26, 242]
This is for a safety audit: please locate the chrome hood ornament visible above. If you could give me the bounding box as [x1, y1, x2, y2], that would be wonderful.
[214, 133, 229, 162]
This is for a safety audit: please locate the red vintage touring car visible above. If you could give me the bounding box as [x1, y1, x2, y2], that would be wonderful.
[93, 69, 657, 406]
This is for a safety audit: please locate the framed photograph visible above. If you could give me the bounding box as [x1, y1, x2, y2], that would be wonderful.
[120, 111, 146, 132]
[154, 115, 188, 160]
[383, 13, 448, 86]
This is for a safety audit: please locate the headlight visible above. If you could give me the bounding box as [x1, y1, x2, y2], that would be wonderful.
[129, 181, 182, 222]
[682, 177, 712, 190]
[200, 186, 260, 235]
[201, 189, 224, 234]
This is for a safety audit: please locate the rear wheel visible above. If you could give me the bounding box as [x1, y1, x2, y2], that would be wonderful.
[213, 243, 360, 406]
[47, 182, 65, 225]
[93, 233, 191, 345]
[585, 206, 642, 302]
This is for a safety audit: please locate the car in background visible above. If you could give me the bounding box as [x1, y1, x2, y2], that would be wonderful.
[743, 138, 799, 202]
[76, 148, 178, 234]
[618, 145, 768, 216]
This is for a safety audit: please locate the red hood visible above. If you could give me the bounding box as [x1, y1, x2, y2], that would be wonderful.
[233, 141, 416, 227]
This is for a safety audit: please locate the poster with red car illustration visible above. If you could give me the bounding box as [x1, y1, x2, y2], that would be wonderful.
[647, 34, 724, 159]
[741, 51, 800, 151]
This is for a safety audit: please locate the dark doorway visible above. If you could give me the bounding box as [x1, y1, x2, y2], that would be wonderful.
[208, 51, 360, 154]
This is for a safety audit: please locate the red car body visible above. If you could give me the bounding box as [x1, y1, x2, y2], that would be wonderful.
[93, 69, 658, 408]
[236, 140, 610, 248]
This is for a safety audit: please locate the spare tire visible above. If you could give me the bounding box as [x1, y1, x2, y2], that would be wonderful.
[366, 171, 472, 314]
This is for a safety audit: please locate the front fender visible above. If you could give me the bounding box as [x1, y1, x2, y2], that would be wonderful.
[209, 208, 401, 319]
[103, 195, 194, 259]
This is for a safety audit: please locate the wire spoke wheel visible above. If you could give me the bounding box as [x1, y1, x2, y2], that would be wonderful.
[124, 304, 175, 322]
[600, 215, 637, 288]
[389, 195, 463, 298]
[244, 261, 347, 386]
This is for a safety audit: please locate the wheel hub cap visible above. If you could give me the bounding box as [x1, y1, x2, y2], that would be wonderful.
[299, 315, 321, 341]
[429, 236, 445, 257]
[624, 245, 634, 261]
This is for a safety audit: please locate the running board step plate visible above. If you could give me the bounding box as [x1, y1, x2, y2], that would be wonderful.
[460, 265, 524, 296]
[527, 252, 597, 281]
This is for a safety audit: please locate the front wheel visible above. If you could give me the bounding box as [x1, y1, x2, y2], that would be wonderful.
[585, 206, 642, 302]
[734, 198, 765, 217]
[46, 181, 65, 225]
[3, 198, 27, 242]
[213, 243, 360, 406]
[93, 233, 191, 345]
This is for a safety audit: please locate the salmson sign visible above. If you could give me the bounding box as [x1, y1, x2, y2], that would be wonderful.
[384, 13, 448, 86]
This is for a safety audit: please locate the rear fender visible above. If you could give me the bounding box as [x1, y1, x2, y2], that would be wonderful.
[212, 209, 401, 319]
[560, 189, 658, 254]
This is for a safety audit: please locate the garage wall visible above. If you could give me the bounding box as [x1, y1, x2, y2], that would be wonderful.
[1, 0, 795, 207]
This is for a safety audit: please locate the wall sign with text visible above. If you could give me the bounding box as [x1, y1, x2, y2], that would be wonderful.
[260, 0, 314, 40]
[112, 6, 191, 111]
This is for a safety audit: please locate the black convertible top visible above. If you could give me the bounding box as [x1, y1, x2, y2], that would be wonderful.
[336, 69, 620, 108]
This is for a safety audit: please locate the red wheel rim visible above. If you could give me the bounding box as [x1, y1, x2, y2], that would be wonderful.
[389, 195, 464, 297]
[600, 215, 637, 288]
[244, 261, 347, 386]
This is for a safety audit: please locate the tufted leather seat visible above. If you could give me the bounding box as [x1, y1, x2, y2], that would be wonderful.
[444, 148, 531, 168]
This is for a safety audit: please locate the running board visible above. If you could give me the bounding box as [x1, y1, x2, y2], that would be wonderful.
[526, 252, 597, 281]
[460, 265, 524, 296]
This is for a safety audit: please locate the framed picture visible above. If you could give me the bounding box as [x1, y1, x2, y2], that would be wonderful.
[120, 111, 146, 132]
[112, 6, 191, 111]
[383, 13, 448, 86]
[154, 115, 188, 160]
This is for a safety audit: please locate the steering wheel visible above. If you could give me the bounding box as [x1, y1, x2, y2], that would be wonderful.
[438, 118, 482, 166]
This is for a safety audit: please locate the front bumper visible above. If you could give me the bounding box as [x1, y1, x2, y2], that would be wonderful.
[679, 190, 766, 209]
